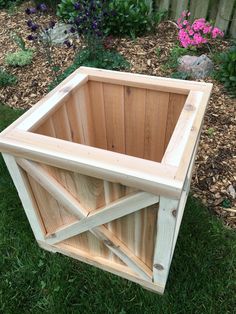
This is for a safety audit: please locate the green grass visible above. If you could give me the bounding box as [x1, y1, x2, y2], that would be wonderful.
[0, 104, 235, 313]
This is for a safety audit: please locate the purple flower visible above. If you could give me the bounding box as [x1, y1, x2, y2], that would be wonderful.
[74, 2, 80, 10]
[31, 23, 39, 32]
[49, 21, 56, 28]
[25, 7, 37, 15]
[37, 3, 47, 12]
[64, 39, 72, 48]
[70, 27, 76, 33]
[27, 20, 33, 27]
[27, 34, 37, 41]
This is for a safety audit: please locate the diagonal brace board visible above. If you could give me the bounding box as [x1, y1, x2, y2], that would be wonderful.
[17, 158, 159, 281]
[45, 192, 159, 244]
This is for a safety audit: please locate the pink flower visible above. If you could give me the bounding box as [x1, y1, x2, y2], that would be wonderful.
[212, 27, 224, 38]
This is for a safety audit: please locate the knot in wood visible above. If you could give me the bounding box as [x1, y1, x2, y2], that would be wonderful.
[103, 239, 115, 247]
[153, 264, 164, 271]
[185, 104, 195, 111]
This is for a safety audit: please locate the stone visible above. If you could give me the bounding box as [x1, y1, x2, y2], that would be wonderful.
[177, 54, 214, 79]
[41, 23, 76, 45]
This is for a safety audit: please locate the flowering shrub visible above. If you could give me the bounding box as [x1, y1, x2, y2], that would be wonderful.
[177, 11, 224, 48]
[57, 0, 110, 38]
[25, 4, 57, 61]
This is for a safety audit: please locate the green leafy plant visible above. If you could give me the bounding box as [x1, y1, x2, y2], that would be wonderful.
[48, 47, 129, 90]
[206, 127, 215, 136]
[166, 45, 191, 69]
[104, 0, 158, 37]
[171, 71, 190, 80]
[216, 44, 236, 97]
[0, 0, 22, 9]
[57, 0, 79, 22]
[0, 68, 18, 87]
[5, 50, 33, 67]
[11, 32, 27, 51]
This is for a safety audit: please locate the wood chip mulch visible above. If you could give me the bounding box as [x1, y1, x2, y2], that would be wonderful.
[0, 4, 235, 228]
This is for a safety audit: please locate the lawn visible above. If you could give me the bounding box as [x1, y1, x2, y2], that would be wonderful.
[0, 104, 235, 313]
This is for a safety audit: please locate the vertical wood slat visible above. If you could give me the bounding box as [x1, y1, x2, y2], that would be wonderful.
[190, 0, 210, 20]
[35, 118, 55, 138]
[156, 0, 171, 11]
[51, 104, 72, 141]
[170, 0, 188, 20]
[70, 84, 94, 145]
[124, 86, 146, 159]
[230, 7, 236, 38]
[164, 93, 186, 151]
[144, 90, 169, 162]
[88, 81, 107, 149]
[152, 197, 178, 287]
[2, 153, 45, 240]
[215, 0, 235, 32]
[103, 83, 125, 153]
[208, 0, 220, 21]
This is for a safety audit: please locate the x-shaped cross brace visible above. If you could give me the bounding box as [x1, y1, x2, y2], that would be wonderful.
[17, 158, 159, 281]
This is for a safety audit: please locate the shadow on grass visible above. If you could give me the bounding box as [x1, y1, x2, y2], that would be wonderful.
[0, 104, 235, 313]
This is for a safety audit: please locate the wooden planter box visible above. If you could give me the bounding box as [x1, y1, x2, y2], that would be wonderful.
[0, 67, 212, 294]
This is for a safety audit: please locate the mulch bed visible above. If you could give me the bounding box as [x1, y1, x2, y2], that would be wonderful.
[0, 3, 235, 228]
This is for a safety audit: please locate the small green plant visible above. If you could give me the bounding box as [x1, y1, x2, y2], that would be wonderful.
[166, 45, 191, 69]
[11, 32, 27, 51]
[206, 127, 215, 136]
[171, 71, 190, 80]
[104, 0, 158, 37]
[0, 68, 18, 87]
[5, 50, 33, 67]
[48, 47, 129, 90]
[216, 44, 236, 97]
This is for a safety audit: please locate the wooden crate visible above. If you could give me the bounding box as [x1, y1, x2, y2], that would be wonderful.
[0, 67, 212, 294]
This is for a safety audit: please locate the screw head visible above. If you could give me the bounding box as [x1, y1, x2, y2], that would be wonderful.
[172, 209, 177, 217]
[153, 264, 164, 271]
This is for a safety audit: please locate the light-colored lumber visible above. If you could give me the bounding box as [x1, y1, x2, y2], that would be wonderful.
[173, 84, 212, 182]
[78, 67, 213, 95]
[152, 197, 178, 287]
[88, 81, 107, 149]
[16, 158, 154, 280]
[38, 240, 165, 294]
[162, 91, 203, 167]
[2, 153, 45, 240]
[45, 191, 159, 244]
[17, 158, 87, 219]
[103, 83, 125, 153]
[164, 93, 187, 150]
[1, 130, 182, 197]
[16, 73, 88, 132]
[51, 104, 72, 141]
[70, 83, 94, 145]
[144, 90, 169, 162]
[215, 0, 235, 32]
[35, 117, 55, 137]
[125, 86, 146, 158]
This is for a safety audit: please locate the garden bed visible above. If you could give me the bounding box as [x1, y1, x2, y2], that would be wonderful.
[0, 2, 235, 228]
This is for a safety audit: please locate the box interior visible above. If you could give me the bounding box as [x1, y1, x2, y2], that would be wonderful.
[33, 80, 187, 162]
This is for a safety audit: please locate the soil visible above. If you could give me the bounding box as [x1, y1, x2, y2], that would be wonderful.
[0, 3, 235, 228]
